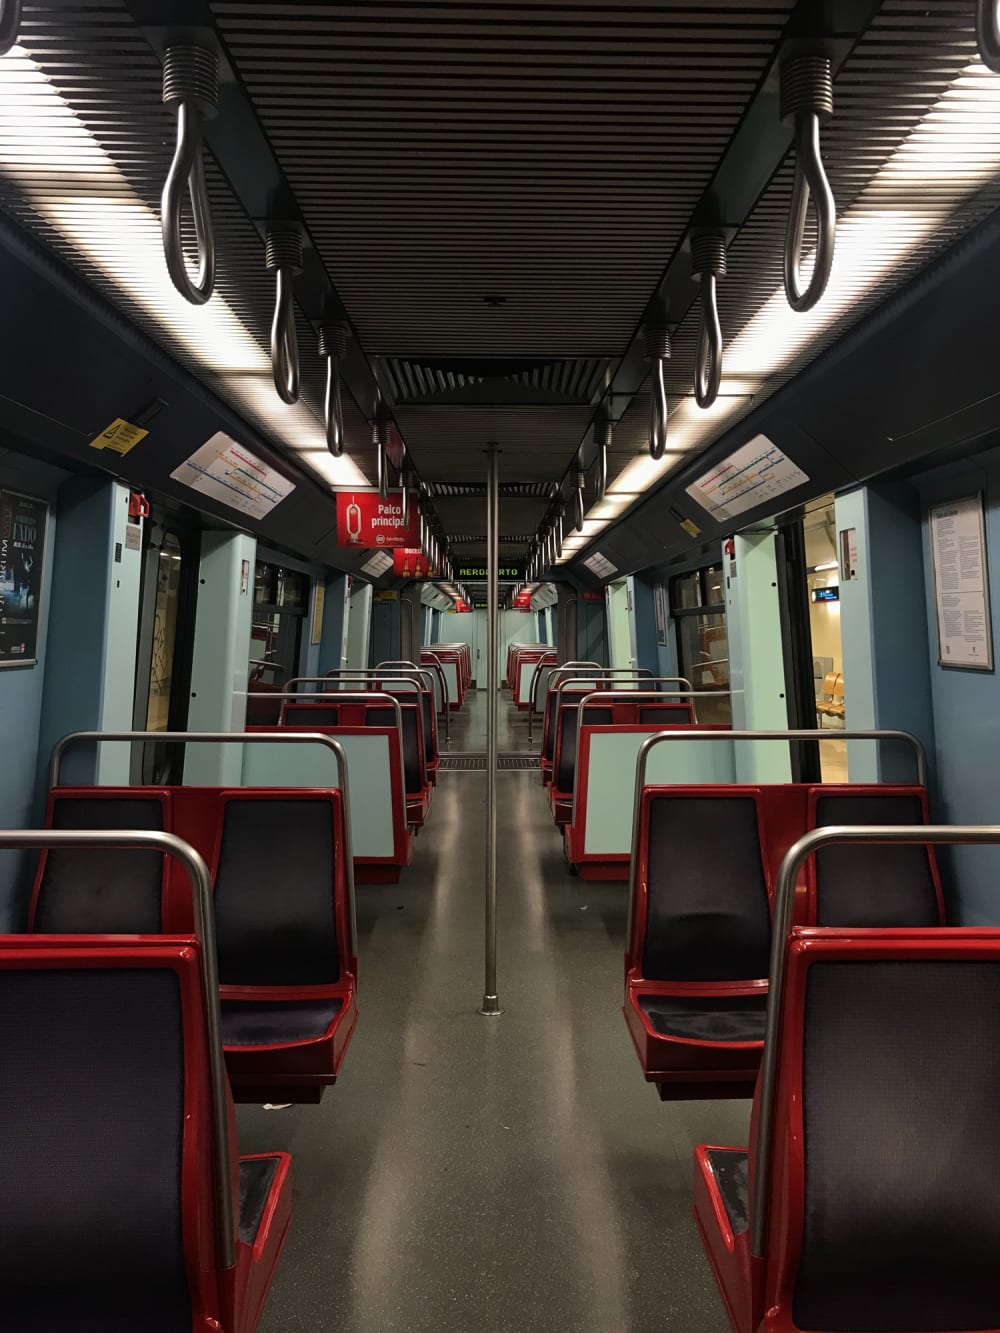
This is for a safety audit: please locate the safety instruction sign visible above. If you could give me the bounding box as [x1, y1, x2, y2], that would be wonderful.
[686, 434, 809, 523]
[929, 494, 993, 671]
[171, 433, 295, 519]
[89, 417, 149, 456]
[336, 491, 419, 548]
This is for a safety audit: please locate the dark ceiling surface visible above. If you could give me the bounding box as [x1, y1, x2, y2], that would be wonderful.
[1, 1, 998, 580]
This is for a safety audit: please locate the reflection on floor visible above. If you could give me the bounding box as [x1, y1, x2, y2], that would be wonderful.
[242, 687, 740, 1332]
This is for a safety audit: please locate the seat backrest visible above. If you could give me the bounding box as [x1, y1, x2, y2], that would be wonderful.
[386, 688, 435, 766]
[213, 794, 341, 985]
[637, 703, 694, 725]
[769, 930, 1000, 1332]
[557, 703, 613, 792]
[282, 701, 341, 727]
[32, 793, 168, 933]
[807, 787, 942, 926]
[820, 671, 838, 697]
[0, 939, 218, 1329]
[642, 791, 771, 981]
[366, 705, 422, 793]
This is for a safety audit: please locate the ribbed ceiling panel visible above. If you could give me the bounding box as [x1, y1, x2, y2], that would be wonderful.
[397, 405, 593, 483]
[213, 0, 797, 495]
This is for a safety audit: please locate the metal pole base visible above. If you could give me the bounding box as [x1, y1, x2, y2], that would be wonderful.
[479, 995, 503, 1017]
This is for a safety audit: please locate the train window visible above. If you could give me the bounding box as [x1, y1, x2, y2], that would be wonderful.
[132, 521, 196, 784]
[669, 565, 731, 723]
[804, 497, 846, 781]
[250, 560, 308, 686]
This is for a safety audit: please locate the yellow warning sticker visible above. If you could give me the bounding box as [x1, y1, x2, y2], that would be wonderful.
[89, 418, 149, 456]
[680, 517, 702, 538]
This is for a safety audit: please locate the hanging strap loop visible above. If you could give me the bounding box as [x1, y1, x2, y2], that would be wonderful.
[265, 227, 304, 404]
[373, 416, 391, 501]
[780, 55, 835, 313]
[0, 0, 22, 56]
[690, 232, 727, 408]
[318, 321, 348, 456]
[644, 323, 671, 459]
[977, 0, 1000, 72]
[161, 46, 219, 306]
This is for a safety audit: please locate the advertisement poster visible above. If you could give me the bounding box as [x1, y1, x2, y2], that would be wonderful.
[336, 491, 419, 548]
[0, 490, 48, 667]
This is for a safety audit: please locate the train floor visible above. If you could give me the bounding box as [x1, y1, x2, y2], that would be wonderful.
[239, 686, 747, 1332]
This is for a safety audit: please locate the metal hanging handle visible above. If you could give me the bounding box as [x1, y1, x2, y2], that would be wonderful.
[977, 0, 1000, 72]
[781, 55, 835, 313]
[374, 416, 390, 501]
[644, 323, 670, 459]
[596, 415, 610, 501]
[0, 0, 22, 55]
[572, 454, 586, 532]
[161, 46, 219, 306]
[266, 227, 304, 404]
[691, 233, 727, 408]
[319, 321, 348, 457]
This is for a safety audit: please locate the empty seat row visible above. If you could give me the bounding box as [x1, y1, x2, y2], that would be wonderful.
[625, 782, 942, 1099]
[34, 784, 357, 1104]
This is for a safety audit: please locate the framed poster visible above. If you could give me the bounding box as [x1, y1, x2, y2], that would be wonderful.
[653, 582, 668, 646]
[0, 489, 49, 668]
[311, 580, 325, 645]
[929, 493, 994, 671]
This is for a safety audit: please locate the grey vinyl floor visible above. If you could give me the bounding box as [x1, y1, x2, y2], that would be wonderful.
[242, 687, 746, 1332]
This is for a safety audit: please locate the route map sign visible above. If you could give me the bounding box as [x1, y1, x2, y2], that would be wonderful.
[686, 434, 809, 524]
[171, 432, 295, 519]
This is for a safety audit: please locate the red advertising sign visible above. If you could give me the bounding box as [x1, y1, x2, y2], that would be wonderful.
[336, 490, 419, 548]
[513, 590, 531, 609]
[453, 600, 471, 613]
[392, 548, 434, 579]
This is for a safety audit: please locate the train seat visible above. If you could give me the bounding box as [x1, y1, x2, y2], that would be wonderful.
[803, 784, 945, 926]
[210, 791, 358, 1103]
[365, 702, 431, 827]
[625, 787, 772, 1099]
[30, 789, 185, 932]
[549, 702, 613, 827]
[280, 701, 342, 726]
[694, 927, 1000, 1333]
[0, 936, 291, 1331]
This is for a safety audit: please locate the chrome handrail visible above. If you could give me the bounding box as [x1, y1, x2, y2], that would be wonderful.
[160, 46, 218, 305]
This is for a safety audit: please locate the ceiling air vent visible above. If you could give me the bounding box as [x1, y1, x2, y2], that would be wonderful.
[379, 357, 608, 406]
[428, 481, 555, 499]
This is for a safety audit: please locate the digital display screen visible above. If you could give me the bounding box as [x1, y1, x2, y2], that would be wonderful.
[811, 586, 840, 603]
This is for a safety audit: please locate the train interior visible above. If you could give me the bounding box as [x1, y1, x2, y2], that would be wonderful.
[5, 2, 1000, 1330]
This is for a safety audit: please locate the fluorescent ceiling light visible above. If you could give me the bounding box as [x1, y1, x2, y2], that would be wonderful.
[572, 59, 1000, 556]
[0, 47, 367, 490]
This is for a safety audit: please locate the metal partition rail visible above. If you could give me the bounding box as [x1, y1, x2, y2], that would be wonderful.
[752, 823, 1000, 1263]
[288, 672, 428, 695]
[524, 651, 558, 742]
[572, 687, 727, 826]
[0, 828, 234, 1272]
[552, 675, 694, 732]
[50, 730, 358, 961]
[418, 652, 452, 742]
[625, 727, 927, 947]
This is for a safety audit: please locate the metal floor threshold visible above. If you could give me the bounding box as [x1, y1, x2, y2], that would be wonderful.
[439, 754, 539, 772]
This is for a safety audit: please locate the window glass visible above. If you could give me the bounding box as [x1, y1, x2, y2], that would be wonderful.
[671, 570, 701, 610]
[146, 533, 182, 732]
[675, 610, 731, 724]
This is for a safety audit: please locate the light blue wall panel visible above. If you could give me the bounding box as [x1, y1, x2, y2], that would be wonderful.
[184, 530, 256, 785]
[727, 531, 790, 782]
[241, 733, 396, 858]
[581, 730, 737, 856]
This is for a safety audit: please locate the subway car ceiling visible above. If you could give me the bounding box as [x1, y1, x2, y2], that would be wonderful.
[1, 2, 1000, 587]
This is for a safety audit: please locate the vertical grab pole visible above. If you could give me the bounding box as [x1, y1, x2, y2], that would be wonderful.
[480, 441, 502, 1017]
